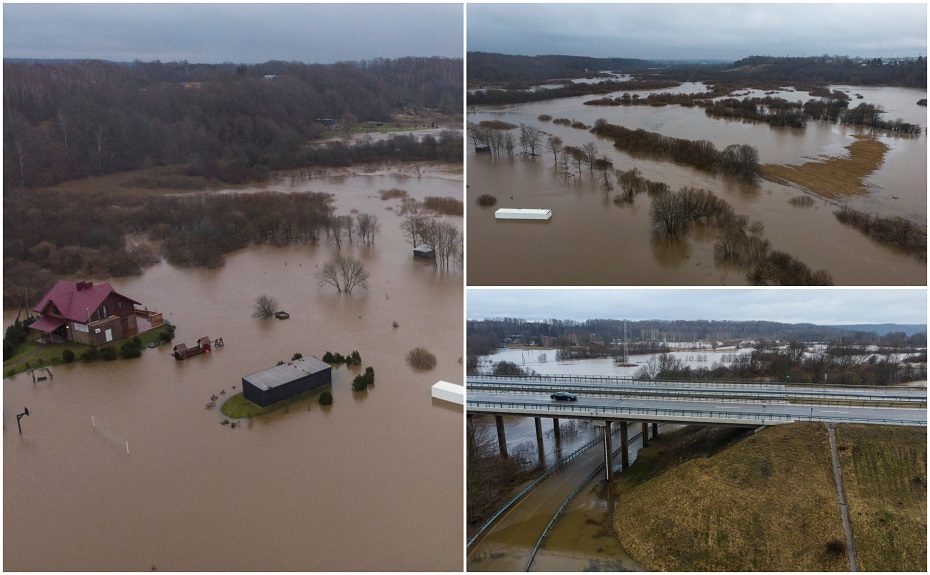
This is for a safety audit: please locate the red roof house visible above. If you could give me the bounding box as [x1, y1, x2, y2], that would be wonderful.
[31, 281, 144, 346]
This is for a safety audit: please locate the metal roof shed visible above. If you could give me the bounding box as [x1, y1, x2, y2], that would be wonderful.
[242, 356, 332, 406]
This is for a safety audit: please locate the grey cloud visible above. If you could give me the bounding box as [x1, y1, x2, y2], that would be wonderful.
[4, 4, 462, 63]
[468, 3, 926, 60]
[467, 289, 927, 326]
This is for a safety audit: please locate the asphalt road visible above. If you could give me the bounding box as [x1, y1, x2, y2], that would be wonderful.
[467, 391, 927, 426]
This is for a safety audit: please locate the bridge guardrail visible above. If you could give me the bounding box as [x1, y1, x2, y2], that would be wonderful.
[467, 400, 927, 426]
[467, 381, 927, 405]
[468, 373, 927, 393]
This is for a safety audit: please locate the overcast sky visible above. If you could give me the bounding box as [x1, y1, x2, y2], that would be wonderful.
[468, 3, 927, 60]
[3, 3, 462, 63]
[467, 289, 927, 326]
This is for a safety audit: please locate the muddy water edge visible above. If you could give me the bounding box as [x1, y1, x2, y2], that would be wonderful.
[467, 84, 926, 285]
[3, 165, 463, 570]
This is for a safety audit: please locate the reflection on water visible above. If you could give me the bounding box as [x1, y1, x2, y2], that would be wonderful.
[3, 170, 463, 571]
[468, 83, 926, 285]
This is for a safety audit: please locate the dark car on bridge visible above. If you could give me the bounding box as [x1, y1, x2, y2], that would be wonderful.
[550, 391, 578, 401]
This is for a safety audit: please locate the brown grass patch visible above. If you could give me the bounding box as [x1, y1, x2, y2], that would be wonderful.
[835, 424, 927, 572]
[761, 136, 889, 198]
[613, 423, 847, 571]
[379, 188, 409, 200]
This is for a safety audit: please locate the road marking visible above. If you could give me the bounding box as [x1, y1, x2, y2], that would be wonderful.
[821, 410, 850, 414]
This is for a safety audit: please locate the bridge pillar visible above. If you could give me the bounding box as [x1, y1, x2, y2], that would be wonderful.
[641, 421, 650, 447]
[603, 420, 614, 481]
[619, 421, 629, 470]
[652, 422, 659, 438]
[534, 417, 545, 465]
[495, 415, 508, 458]
[467, 414, 476, 455]
[553, 418, 561, 445]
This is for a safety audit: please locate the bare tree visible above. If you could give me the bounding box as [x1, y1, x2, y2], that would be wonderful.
[593, 157, 614, 190]
[401, 214, 430, 248]
[339, 215, 355, 245]
[563, 146, 584, 177]
[328, 214, 344, 249]
[356, 213, 381, 246]
[429, 221, 461, 271]
[317, 256, 370, 295]
[519, 124, 543, 157]
[547, 135, 563, 166]
[581, 142, 598, 174]
[651, 190, 687, 236]
[503, 132, 516, 159]
[252, 294, 280, 319]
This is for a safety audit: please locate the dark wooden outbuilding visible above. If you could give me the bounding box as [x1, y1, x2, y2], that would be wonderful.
[242, 356, 332, 406]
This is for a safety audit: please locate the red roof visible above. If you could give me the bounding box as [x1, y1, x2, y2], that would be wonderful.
[28, 315, 66, 333]
[33, 280, 140, 323]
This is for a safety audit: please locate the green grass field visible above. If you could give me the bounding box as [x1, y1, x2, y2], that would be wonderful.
[3, 324, 173, 378]
[220, 387, 330, 419]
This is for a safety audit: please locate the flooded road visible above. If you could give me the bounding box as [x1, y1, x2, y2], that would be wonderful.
[467, 84, 926, 285]
[4, 168, 463, 570]
[468, 416, 657, 571]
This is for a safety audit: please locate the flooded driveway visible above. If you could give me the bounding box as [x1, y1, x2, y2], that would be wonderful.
[4, 169, 463, 570]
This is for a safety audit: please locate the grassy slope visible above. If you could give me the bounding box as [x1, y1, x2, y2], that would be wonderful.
[613, 423, 848, 571]
[836, 424, 927, 571]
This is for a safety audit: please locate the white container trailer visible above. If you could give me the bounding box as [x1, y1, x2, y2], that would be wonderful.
[495, 208, 552, 221]
[431, 380, 465, 405]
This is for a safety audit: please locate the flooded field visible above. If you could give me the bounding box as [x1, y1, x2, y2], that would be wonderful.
[467, 84, 926, 285]
[3, 168, 463, 570]
[481, 346, 751, 377]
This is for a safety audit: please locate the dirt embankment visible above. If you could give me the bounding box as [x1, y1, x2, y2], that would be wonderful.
[611, 422, 925, 571]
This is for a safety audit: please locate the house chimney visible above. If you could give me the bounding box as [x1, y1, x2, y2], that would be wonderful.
[77, 281, 92, 291]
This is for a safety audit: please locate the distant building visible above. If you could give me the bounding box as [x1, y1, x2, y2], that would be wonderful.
[242, 356, 332, 406]
[29, 281, 157, 345]
[413, 244, 435, 259]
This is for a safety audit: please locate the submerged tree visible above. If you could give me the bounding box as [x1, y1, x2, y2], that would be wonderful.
[317, 256, 370, 295]
[252, 294, 280, 319]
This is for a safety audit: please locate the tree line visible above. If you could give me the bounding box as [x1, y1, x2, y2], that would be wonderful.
[3, 188, 357, 305]
[466, 318, 926, 358]
[4, 57, 462, 188]
[591, 119, 760, 181]
[633, 344, 926, 386]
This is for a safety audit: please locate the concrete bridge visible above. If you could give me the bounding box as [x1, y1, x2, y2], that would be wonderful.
[466, 374, 926, 480]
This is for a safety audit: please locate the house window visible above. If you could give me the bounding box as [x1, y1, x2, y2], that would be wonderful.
[99, 304, 108, 319]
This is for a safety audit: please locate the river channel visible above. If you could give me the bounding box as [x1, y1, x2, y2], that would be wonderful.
[3, 167, 463, 570]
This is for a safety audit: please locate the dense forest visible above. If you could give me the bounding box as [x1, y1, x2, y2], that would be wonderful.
[467, 52, 651, 85]
[467, 318, 927, 357]
[4, 57, 463, 188]
[466, 53, 927, 105]
[669, 55, 928, 89]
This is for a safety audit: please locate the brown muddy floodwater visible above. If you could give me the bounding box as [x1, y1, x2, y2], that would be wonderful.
[467, 84, 926, 285]
[3, 167, 463, 571]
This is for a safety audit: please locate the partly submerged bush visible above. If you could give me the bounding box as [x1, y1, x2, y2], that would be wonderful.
[476, 194, 498, 207]
[407, 347, 437, 370]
